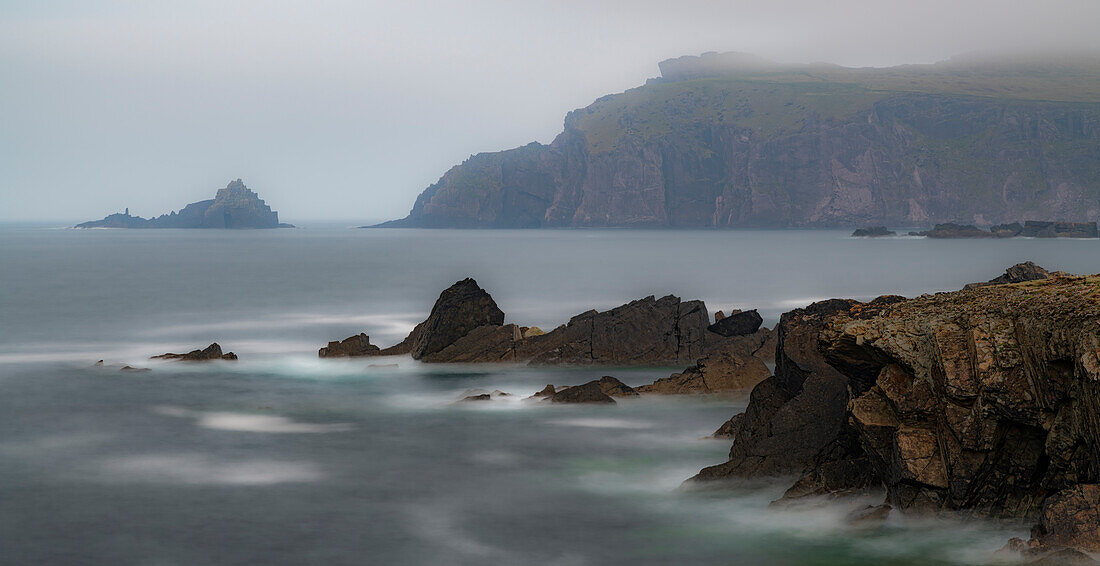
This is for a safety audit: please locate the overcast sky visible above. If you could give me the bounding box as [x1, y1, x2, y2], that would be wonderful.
[2, 0, 1099, 223]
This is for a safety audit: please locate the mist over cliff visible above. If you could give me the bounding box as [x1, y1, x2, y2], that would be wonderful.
[381, 52, 1100, 228]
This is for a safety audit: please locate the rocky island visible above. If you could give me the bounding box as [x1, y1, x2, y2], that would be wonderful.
[375, 52, 1100, 229]
[76, 179, 293, 229]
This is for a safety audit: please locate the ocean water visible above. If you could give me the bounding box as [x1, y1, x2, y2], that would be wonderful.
[2, 224, 1098, 565]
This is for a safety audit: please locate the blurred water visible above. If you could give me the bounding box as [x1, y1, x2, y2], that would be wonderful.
[3, 224, 1094, 565]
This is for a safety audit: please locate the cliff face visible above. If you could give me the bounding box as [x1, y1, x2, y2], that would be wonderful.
[382, 54, 1100, 228]
[695, 271, 1100, 522]
[76, 179, 289, 229]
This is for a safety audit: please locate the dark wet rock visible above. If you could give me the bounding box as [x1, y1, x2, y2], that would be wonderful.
[637, 352, 770, 394]
[964, 261, 1051, 289]
[119, 365, 151, 373]
[407, 278, 505, 360]
[529, 384, 557, 399]
[549, 380, 616, 404]
[852, 226, 896, 237]
[318, 333, 381, 358]
[713, 413, 743, 439]
[911, 223, 994, 238]
[151, 343, 237, 361]
[594, 376, 638, 397]
[707, 309, 763, 337]
[1021, 221, 1099, 238]
[422, 324, 521, 363]
[76, 179, 291, 229]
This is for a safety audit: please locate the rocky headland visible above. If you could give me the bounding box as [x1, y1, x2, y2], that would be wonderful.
[76, 179, 293, 229]
[376, 53, 1100, 229]
[691, 263, 1100, 559]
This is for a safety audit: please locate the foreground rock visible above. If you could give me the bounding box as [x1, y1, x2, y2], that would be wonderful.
[851, 226, 896, 237]
[706, 309, 763, 337]
[318, 333, 381, 358]
[692, 268, 1100, 555]
[151, 343, 237, 361]
[76, 179, 292, 229]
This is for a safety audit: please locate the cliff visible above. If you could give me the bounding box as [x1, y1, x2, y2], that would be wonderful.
[694, 267, 1100, 529]
[380, 53, 1100, 228]
[76, 179, 292, 229]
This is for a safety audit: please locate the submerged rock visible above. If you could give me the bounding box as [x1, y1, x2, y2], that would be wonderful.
[318, 333, 381, 358]
[851, 226, 896, 237]
[151, 343, 237, 361]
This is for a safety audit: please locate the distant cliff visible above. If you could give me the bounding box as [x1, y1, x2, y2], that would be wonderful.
[77, 179, 292, 229]
[379, 53, 1100, 228]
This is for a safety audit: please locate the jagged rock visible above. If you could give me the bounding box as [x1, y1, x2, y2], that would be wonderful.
[1022, 221, 1099, 238]
[529, 384, 556, 399]
[151, 343, 237, 361]
[76, 179, 291, 229]
[423, 324, 520, 363]
[593, 376, 638, 397]
[964, 261, 1051, 289]
[852, 226, 896, 237]
[519, 295, 714, 365]
[713, 413, 743, 438]
[911, 223, 994, 238]
[1033, 485, 1100, 552]
[318, 333, 381, 358]
[707, 309, 763, 337]
[549, 380, 616, 404]
[637, 352, 770, 394]
[714, 310, 726, 321]
[406, 278, 505, 360]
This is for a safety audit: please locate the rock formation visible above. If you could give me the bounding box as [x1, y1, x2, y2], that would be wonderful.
[318, 333, 381, 358]
[911, 221, 1099, 238]
[406, 278, 506, 360]
[852, 226, 896, 237]
[692, 268, 1100, 555]
[76, 179, 292, 229]
[706, 309, 763, 337]
[637, 351, 771, 394]
[1022, 221, 1100, 238]
[376, 53, 1100, 229]
[964, 262, 1052, 289]
[151, 343, 237, 361]
[911, 223, 996, 238]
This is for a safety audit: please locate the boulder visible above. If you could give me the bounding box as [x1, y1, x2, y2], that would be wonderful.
[637, 352, 770, 394]
[318, 333, 381, 358]
[407, 278, 505, 360]
[549, 380, 616, 404]
[707, 309, 763, 337]
[151, 343, 237, 361]
[852, 226, 896, 237]
[964, 261, 1051, 289]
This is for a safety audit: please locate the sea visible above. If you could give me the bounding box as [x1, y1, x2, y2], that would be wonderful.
[2, 223, 1098, 565]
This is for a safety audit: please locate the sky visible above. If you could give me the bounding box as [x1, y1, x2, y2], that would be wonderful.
[2, 0, 1099, 223]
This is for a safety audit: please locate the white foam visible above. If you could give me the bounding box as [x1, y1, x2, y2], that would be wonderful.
[153, 406, 353, 433]
[547, 418, 653, 429]
[97, 454, 324, 485]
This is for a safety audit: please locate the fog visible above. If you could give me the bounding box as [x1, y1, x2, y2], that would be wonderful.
[2, 0, 1098, 222]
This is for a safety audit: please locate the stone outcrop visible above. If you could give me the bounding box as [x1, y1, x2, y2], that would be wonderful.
[693, 270, 1100, 539]
[151, 343, 237, 361]
[707, 309, 763, 337]
[318, 333, 381, 358]
[964, 261, 1052, 289]
[77, 179, 292, 229]
[376, 54, 1100, 229]
[852, 226, 896, 237]
[546, 377, 639, 404]
[407, 278, 506, 360]
[637, 352, 770, 394]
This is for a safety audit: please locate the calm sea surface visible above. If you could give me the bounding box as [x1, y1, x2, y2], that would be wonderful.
[2, 224, 1098, 565]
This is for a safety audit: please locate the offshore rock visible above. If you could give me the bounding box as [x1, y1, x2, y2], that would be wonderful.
[911, 223, 994, 238]
[151, 343, 237, 361]
[1021, 221, 1100, 238]
[318, 333, 381, 358]
[549, 380, 616, 404]
[76, 179, 292, 229]
[707, 309, 763, 337]
[852, 226, 896, 237]
[637, 351, 770, 394]
[407, 278, 505, 360]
